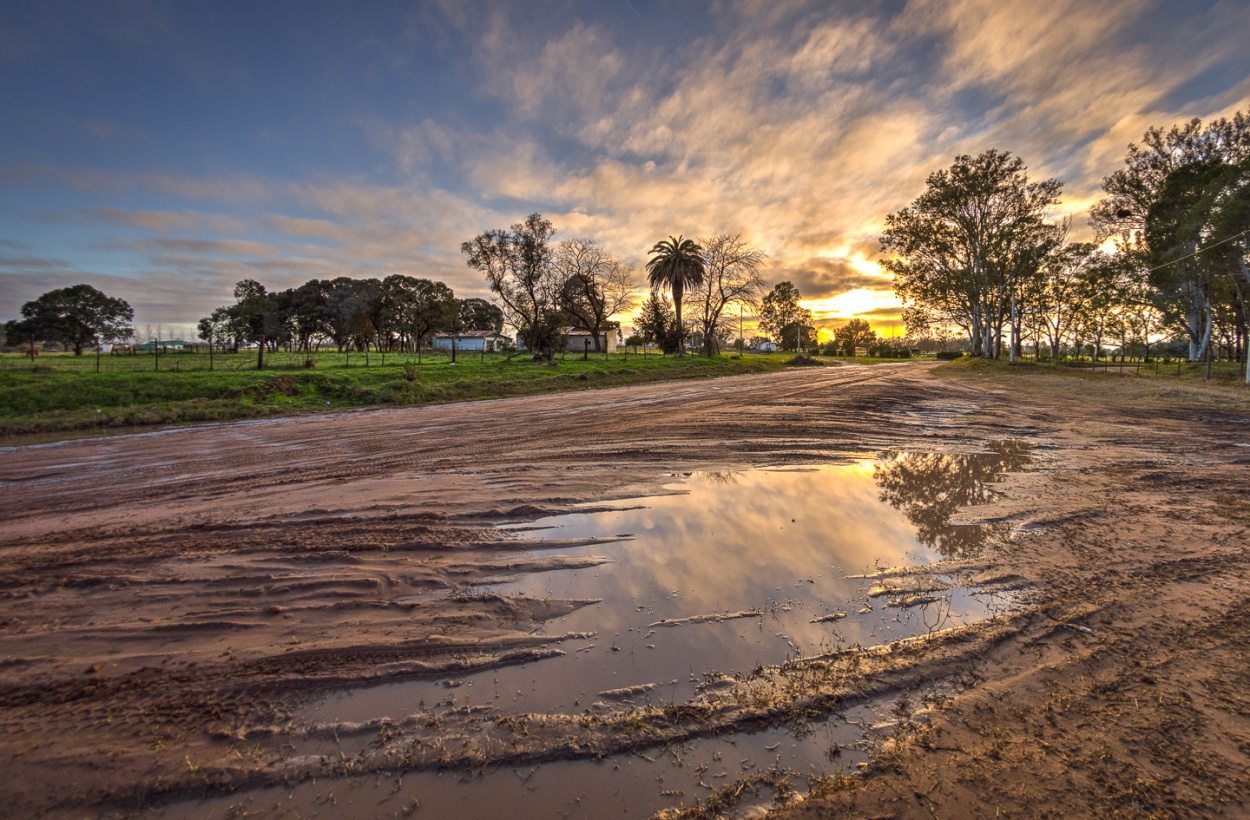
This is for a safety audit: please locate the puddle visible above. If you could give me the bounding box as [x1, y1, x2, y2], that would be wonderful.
[184, 443, 1031, 818]
[304, 445, 1030, 724]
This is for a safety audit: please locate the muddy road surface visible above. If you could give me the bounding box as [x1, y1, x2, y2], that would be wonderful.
[1, 361, 1248, 818]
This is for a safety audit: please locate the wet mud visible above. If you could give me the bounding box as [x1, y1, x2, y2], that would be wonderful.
[2, 362, 1247, 817]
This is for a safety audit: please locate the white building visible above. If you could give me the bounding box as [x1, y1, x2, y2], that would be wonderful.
[431, 331, 511, 352]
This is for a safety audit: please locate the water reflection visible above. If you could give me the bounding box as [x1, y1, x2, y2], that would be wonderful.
[874, 440, 1032, 559]
[306, 456, 1027, 724]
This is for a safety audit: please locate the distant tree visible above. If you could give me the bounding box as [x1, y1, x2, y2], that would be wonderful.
[758, 281, 811, 350]
[780, 321, 817, 351]
[398, 278, 456, 355]
[282, 279, 331, 355]
[1026, 239, 1096, 360]
[646, 235, 705, 356]
[457, 297, 505, 333]
[3, 318, 40, 358]
[462, 213, 566, 360]
[556, 238, 637, 352]
[833, 318, 876, 355]
[228, 280, 283, 369]
[12, 284, 134, 355]
[624, 333, 644, 352]
[690, 234, 766, 356]
[635, 292, 679, 354]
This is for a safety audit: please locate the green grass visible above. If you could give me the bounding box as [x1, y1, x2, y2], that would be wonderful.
[0, 349, 796, 440]
[935, 353, 1250, 385]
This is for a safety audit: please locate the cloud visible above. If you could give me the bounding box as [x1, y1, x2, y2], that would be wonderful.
[3, 0, 1247, 333]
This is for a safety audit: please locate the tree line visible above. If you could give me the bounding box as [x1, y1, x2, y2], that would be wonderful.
[196, 276, 504, 368]
[884, 111, 1249, 376]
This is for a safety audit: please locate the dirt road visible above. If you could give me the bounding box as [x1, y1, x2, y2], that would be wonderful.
[2, 361, 1248, 817]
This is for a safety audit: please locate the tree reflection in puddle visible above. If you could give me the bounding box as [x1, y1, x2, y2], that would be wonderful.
[875, 440, 1032, 559]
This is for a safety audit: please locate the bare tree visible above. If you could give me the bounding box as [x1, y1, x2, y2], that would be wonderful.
[690, 234, 767, 356]
[556, 238, 637, 352]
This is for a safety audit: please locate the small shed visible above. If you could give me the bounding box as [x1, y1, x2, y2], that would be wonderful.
[564, 326, 618, 353]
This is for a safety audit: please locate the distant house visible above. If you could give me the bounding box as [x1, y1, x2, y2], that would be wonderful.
[754, 341, 778, 353]
[513, 325, 620, 354]
[431, 330, 511, 352]
[563, 326, 618, 354]
[136, 340, 184, 352]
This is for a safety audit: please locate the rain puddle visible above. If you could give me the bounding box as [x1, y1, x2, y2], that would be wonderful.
[306, 443, 1031, 723]
[192, 443, 1031, 819]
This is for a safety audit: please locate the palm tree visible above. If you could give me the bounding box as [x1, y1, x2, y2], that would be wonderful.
[646, 235, 705, 355]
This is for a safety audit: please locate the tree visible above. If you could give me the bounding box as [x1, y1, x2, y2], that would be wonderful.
[228, 280, 283, 369]
[781, 321, 817, 351]
[881, 150, 1063, 358]
[397, 278, 456, 358]
[834, 318, 876, 356]
[635, 292, 679, 354]
[1029, 240, 1097, 359]
[282, 279, 331, 356]
[13, 284, 134, 355]
[556, 238, 637, 352]
[457, 297, 505, 332]
[1091, 113, 1250, 362]
[690, 234, 766, 356]
[646, 235, 705, 356]
[462, 213, 565, 360]
[758, 281, 812, 350]
[3, 318, 40, 358]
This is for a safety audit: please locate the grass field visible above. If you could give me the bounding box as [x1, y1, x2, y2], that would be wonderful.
[0, 348, 807, 439]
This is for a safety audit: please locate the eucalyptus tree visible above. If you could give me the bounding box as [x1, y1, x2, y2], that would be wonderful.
[645, 235, 705, 355]
[282, 279, 331, 356]
[1028, 241, 1097, 360]
[689, 234, 766, 356]
[834, 318, 876, 356]
[462, 213, 565, 359]
[457, 297, 505, 333]
[1091, 113, 1249, 362]
[881, 150, 1062, 358]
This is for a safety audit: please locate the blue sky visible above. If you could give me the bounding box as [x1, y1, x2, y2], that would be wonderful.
[2, 0, 1248, 336]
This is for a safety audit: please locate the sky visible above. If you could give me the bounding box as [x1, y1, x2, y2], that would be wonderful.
[1, 0, 1248, 340]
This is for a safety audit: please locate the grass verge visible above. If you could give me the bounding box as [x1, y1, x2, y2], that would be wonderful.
[0, 351, 792, 441]
[932, 355, 1250, 413]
